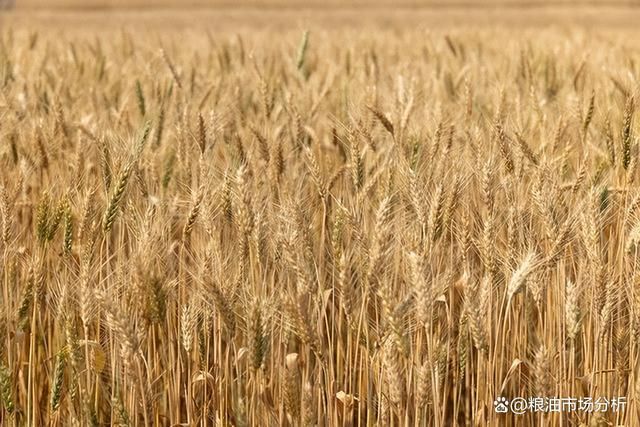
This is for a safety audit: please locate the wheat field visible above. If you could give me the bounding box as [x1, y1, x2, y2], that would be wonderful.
[1, 5, 640, 427]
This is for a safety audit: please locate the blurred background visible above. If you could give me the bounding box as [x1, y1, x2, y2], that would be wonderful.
[8, 0, 640, 9]
[3, 0, 640, 31]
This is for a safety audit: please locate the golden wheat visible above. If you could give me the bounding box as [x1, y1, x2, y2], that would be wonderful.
[0, 13, 639, 427]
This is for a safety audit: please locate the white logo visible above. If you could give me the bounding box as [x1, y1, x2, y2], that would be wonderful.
[494, 397, 509, 413]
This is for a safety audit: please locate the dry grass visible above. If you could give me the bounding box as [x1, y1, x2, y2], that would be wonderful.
[0, 12, 639, 427]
